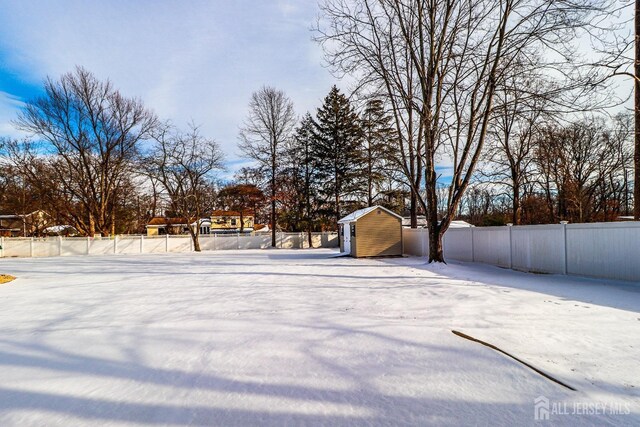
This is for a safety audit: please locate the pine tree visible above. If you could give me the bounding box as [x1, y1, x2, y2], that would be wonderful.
[312, 86, 364, 225]
[361, 99, 396, 207]
[289, 113, 319, 245]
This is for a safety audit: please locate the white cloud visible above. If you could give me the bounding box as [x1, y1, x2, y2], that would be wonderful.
[0, 91, 27, 138]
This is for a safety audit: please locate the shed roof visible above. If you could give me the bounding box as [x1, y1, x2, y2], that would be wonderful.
[338, 205, 402, 224]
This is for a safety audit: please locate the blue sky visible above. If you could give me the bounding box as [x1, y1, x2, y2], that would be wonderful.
[0, 1, 633, 184]
[0, 0, 342, 176]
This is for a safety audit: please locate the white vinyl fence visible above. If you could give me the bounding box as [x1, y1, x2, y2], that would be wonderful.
[403, 222, 640, 282]
[0, 232, 339, 259]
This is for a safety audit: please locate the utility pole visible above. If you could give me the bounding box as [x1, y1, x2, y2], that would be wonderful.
[635, 0, 640, 219]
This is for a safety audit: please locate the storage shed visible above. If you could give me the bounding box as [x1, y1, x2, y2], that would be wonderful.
[338, 206, 403, 258]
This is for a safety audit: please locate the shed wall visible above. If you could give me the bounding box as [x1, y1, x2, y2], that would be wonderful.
[354, 209, 402, 257]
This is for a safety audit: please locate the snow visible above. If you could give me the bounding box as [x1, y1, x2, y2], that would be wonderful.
[0, 249, 638, 426]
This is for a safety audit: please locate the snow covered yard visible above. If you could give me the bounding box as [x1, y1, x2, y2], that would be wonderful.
[0, 249, 638, 426]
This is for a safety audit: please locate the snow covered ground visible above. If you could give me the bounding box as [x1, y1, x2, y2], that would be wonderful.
[0, 249, 638, 426]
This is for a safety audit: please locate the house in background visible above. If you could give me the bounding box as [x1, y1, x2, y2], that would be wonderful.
[146, 217, 197, 236]
[338, 206, 403, 258]
[0, 215, 23, 237]
[209, 210, 254, 233]
[0, 210, 51, 237]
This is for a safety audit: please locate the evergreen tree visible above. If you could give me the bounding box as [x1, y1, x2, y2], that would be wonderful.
[288, 113, 320, 244]
[361, 99, 396, 207]
[312, 86, 364, 225]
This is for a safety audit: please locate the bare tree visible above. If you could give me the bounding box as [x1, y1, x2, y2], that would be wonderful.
[317, 0, 609, 262]
[533, 117, 625, 222]
[484, 67, 550, 224]
[239, 86, 296, 247]
[13, 66, 157, 236]
[586, 1, 638, 218]
[142, 123, 224, 251]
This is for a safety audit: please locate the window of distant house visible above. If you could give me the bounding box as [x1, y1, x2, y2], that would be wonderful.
[231, 219, 237, 226]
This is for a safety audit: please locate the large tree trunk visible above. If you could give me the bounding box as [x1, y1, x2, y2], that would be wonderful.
[635, 0, 640, 220]
[428, 223, 444, 263]
[410, 189, 418, 228]
[88, 213, 96, 237]
[191, 230, 201, 252]
[271, 166, 277, 247]
[512, 182, 521, 225]
[271, 197, 276, 247]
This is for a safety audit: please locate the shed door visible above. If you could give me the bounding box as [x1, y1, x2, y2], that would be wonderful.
[343, 224, 351, 254]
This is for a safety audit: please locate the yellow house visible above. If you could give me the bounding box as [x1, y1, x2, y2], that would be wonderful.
[209, 210, 254, 232]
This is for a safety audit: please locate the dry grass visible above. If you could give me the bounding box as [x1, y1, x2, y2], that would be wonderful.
[0, 275, 15, 284]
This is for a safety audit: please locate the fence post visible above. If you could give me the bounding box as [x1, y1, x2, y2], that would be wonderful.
[165, 234, 169, 252]
[237, 232, 240, 250]
[113, 235, 118, 254]
[86, 236, 91, 255]
[560, 221, 568, 275]
[140, 235, 144, 254]
[214, 233, 217, 251]
[0, 236, 4, 258]
[507, 224, 513, 269]
[30, 237, 34, 257]
[58, 236, 62, 256]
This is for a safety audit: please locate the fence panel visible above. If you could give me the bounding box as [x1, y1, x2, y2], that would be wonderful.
[402, 222, 640, 282]
[3, 238, 31, 257]
[117, 236, 142, 255]
[320, 232, 339, 248]
[567, 223, 640, 282]
[241, 234, 272, 249]
[0, 231, 341, 259]
[510, 224, 565, 274]
[61, 237, 88, 257]
[280, 233, 302, 249]
[144, 236, 167, 253]
[89, 238, 115, 255]
[473, 227, 511, 268]
[443, 228, 473, 262]
[214, 235, 239, 250]
[198, 235, 217, 251]
[33, 238, 60, 257]
[168, 236, 191, 252]
[402, 229, 428, 256]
